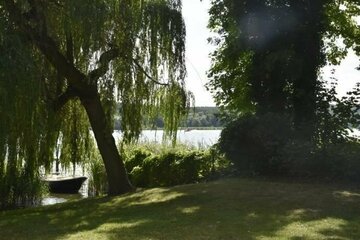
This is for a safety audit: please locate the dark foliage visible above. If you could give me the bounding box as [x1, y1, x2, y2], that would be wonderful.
[218, 113, 293, 176]
[218, 104, 360, 182]
[207, 0, 360, 141]
[283, 141, 360, 182]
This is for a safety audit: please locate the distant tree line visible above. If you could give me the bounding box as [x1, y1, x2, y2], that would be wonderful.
[114, 106, 223, 130]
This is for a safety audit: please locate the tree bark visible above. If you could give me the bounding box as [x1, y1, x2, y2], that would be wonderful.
[292, 1, 325, 141]
[36, 32, 134, 195]
[80, 87, 134, 195]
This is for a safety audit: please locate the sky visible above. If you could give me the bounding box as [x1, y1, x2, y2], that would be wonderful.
[182, 0, 215, 106]
[182, 0, 360, 107]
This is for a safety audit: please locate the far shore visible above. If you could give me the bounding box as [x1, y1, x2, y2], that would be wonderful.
[114, 127, 224, 131]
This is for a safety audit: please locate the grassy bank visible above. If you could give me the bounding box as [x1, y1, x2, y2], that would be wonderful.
[0, 178, 360, 240]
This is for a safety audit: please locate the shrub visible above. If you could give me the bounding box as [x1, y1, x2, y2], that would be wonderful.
[122, 144, 229, 188]
[218, 113, 293, 176]
[176, 151, 204, 184]
[128, 150, 201, 187]
[124, 148, 152, 173]
[129, 166, 147, 187]
[280, 139, 318, 178]
[340, 142, 360, 181]
[218, 111, 360, 183]
[86, 142, 230, 194]
[281, 139, 360, 182]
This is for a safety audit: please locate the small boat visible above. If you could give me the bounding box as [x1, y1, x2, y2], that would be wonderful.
[44, 176, 87, 194]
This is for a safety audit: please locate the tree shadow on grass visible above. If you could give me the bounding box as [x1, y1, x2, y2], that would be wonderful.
[0, 178, 360, 240]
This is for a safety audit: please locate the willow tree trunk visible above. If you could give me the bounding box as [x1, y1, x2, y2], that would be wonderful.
[3, 0, 134, 196]
[81, 89, 134, 195]
[37, 37, 134, 195]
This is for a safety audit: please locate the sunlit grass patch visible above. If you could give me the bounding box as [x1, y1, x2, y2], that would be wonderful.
[260, 218, 348, 240]
[0, 178, 360, 240]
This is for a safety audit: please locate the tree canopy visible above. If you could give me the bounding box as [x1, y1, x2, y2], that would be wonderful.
[0, 0, 190, 208]
[207, 0, 360, 137]
[210, 0, 360, 180]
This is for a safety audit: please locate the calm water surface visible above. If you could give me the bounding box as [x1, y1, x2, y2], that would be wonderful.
[42, 193, 85, 205]
[114, 129, 221, 146]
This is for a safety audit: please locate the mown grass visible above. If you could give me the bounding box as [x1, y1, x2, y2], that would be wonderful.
[0, 178, 360, 240]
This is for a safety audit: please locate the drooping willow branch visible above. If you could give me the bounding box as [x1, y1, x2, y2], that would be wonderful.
[131, 58, 170, 86]
[4, 0, 88, 91]
[88, 45, 171, 87]
[88, 48, 121, 83]
[1, 0, 189, 205]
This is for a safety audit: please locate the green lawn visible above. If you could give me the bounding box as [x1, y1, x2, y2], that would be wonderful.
[1, 178, 360, 240]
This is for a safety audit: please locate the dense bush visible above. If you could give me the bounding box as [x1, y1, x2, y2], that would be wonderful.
[124, 148, 152, 173]
[87, 143, 230, 194]
[125, 145, 229, 187]
[218, 113, 293, 176]
[283, 141, 360, 181]
[217, 112, 360, 182]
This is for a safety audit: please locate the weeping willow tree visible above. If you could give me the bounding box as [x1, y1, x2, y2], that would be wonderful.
[0, 0, 190, 207]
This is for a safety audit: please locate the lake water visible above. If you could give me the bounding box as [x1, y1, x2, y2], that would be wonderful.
[113, 129, 222, 147]
[42, 129, 222, 206]
[42, 193, 86, 205]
